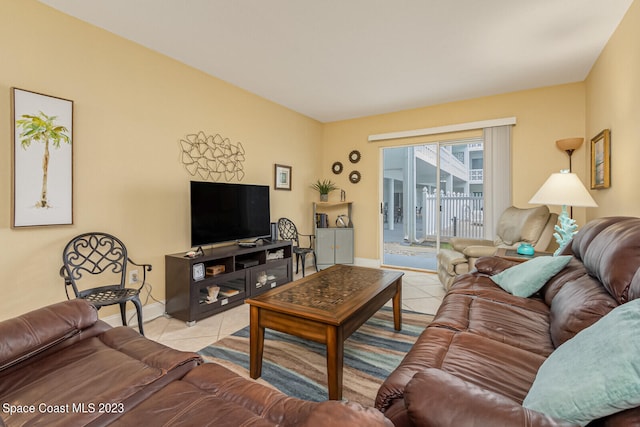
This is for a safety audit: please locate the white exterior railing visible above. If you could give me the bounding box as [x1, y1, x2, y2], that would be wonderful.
[469, 168, 483, 182]
[422, 189, 484, 240]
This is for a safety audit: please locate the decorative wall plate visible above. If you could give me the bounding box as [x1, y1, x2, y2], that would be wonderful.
[349, 150, 361, 163]
[349, 170, 361, 184]
[332, 161, 343, 174]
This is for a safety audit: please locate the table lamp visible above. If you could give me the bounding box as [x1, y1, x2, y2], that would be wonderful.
[529, 170, 597, 255]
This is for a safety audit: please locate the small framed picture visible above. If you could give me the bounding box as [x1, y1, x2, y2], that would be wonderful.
[12, 88, 74, 227]
[590, 129, 611, 189]
[274, 164, 292, 191]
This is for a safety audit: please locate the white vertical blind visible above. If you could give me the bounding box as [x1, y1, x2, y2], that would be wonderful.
[483, 125, 512, 239]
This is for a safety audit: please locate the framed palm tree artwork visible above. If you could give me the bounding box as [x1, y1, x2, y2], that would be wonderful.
[12, 88, 73, 227]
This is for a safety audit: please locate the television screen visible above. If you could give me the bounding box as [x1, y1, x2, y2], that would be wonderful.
[190, 181, 271, 247]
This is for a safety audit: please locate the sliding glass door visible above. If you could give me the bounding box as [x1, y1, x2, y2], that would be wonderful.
[382, 138, 485, 270]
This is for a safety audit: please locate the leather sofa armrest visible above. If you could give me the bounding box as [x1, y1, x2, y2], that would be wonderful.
[474, 256, 520, 275]
[404, 369, 578, 427]
[462, 245, 499, 258]
[0, 299, 98, 372]
[450, 237, 494, 252]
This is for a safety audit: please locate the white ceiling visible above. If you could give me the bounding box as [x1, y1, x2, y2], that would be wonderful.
[39, 0, 633, 123]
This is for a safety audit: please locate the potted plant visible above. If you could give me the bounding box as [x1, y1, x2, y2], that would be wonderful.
[311, 179, 338, 202]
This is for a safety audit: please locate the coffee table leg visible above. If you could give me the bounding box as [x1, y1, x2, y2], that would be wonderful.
[249, 305, 264, 379]
[393, 278, 402, 331]
[326, 325, 344, 400]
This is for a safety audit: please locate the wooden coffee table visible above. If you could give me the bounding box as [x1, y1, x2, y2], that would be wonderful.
[245, 264, 403, 400]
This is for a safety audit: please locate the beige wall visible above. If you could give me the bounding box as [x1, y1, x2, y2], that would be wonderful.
[585, 0, 640, 219]
[322, 84, 586, 260]
[0, 0, 322, 320]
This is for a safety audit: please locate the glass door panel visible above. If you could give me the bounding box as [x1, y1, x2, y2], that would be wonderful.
[382, 139, 484, 270]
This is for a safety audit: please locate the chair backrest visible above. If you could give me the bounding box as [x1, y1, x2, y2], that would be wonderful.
[61, 232, 128, 298]
[277, 218, 300, 246]
[494, 206, 557, 250]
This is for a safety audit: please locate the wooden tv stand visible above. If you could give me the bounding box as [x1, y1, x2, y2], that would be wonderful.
[165, 241, 292, 326]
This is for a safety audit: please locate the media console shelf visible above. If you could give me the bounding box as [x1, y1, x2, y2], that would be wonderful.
[165, 240, 292, 326]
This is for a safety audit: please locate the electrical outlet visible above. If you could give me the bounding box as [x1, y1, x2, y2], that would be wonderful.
[129, 269, 139, 284]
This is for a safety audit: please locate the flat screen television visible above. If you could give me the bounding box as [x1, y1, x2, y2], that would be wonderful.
[190, 181, 271, 247]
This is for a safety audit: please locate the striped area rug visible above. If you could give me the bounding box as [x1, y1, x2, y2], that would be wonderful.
[198, 307, 432, 406]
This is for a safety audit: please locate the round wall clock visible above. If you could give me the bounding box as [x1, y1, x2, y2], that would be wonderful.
[349, 150, 361, 163]
[332, 161, 343, 174]
[349, 170, 361, 184]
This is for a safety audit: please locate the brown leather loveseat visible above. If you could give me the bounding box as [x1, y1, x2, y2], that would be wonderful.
[0, 299, 390, 426]
[377, 216, 640, 426]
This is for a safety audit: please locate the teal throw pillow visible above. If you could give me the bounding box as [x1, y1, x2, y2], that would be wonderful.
[490, 255, 571, 297]
[523, 299, 640, 426]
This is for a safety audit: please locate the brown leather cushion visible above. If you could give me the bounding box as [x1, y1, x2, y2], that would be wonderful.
[549, 275, 618, 347]
[432, 293, 554, 356]
[0, 327, 201, 426]
[571, 217, 640, 304]
[376, 325, 548, 412]
[114, 363, 392, 427]
[0, 299, 98, 372]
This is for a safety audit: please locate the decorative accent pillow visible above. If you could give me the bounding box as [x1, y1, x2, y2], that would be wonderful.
[490, 256, 572, 298]
[523, 299, 640, 426]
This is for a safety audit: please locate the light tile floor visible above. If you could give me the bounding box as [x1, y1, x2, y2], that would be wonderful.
[145, 267, 445, 352]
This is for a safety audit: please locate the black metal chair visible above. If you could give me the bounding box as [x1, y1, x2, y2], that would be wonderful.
[60, 232, 152, 335]
[277, 218, 317, 277]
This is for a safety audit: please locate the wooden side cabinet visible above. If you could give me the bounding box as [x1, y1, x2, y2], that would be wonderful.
[313, 201, 354, 270]
[165, 241, 292, 326]
[315, 227, 354, 270]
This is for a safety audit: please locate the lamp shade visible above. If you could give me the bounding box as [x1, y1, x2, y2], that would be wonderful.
[556, 137, 584, 152]
[529, 171, 597, 207]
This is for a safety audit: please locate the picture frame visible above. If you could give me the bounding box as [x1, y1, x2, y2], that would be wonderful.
[590, 129, 610, 189]
[12, 88, 74, 227]
[274, 164, 292, 191]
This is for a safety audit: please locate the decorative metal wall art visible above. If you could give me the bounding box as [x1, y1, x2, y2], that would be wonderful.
[179, 131, 245, 181]
[349, 170, 361, 184]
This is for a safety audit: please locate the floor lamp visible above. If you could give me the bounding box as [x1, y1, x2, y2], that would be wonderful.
[556, 137, 584, 218]
[529, 170, 597, 256]
[555, 137, 584, 172]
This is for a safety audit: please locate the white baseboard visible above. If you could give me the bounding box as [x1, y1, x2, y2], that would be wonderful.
[354, 257, 380, 268]
[99, 300, 166, 328]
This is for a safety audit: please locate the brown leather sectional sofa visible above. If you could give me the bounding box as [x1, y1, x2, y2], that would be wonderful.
[5, 216, 640, 426]
[0, 298, 390, 426]
[376, 216, 640, 426]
